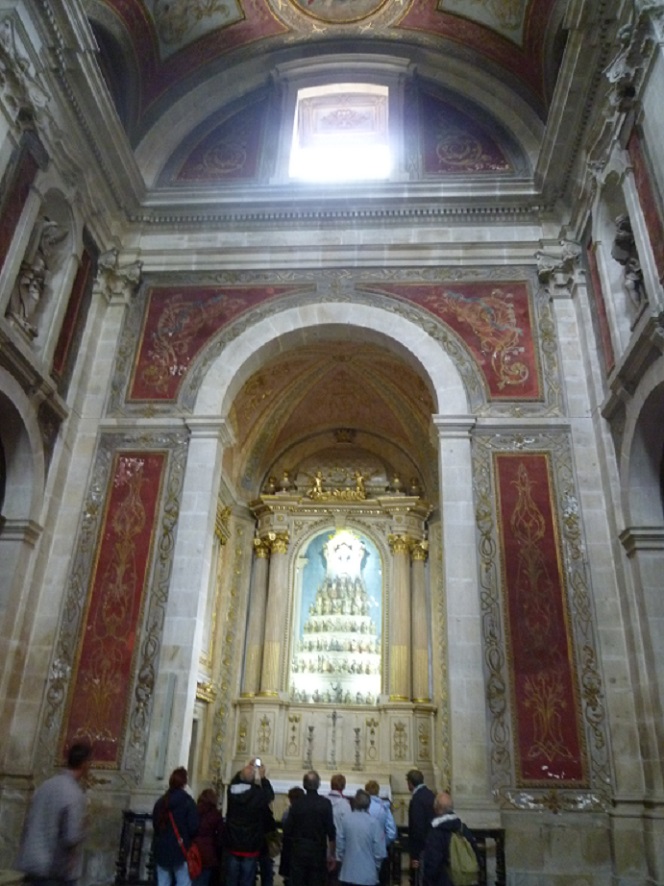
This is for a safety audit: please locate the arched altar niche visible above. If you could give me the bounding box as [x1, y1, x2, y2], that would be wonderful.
[290, 527, 383, 705]
[233, 460, 436, 791]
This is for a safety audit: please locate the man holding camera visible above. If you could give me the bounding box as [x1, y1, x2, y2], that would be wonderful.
[225, 758, 275, 886]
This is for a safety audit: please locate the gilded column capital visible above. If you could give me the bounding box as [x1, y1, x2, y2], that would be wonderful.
[411, 539, 429, 562]
[388, 533, 412, 555]
[267, 531, 290, 554]
[253, 536, 271, 558]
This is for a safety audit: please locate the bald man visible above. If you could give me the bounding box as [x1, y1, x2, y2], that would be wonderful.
[420, 792, 480, 886]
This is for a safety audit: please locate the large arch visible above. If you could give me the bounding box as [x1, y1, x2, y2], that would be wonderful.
[194, 301, 470, 419]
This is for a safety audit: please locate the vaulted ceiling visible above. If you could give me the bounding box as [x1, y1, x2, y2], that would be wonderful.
[91, 0, 564, 132]
[87, 0, 574, 193]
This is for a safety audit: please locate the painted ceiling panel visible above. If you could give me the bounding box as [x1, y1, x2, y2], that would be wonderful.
[94, 0, 560, 120]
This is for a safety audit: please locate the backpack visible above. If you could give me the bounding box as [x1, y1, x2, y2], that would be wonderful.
[447, 830, 479, 886]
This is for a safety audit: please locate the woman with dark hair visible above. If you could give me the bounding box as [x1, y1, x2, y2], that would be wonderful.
[153, 767, 200, 886]
[192, 789, 224, 886]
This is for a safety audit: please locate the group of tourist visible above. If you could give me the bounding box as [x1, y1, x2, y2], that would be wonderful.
[14, 747, 481, 886]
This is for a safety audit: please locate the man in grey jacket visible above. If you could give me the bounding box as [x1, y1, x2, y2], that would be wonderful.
[16, 742, 92, 886]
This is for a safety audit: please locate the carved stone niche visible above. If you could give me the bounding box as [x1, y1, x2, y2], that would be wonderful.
[611, 213, 647, 320]
[6, 214, 68, 341]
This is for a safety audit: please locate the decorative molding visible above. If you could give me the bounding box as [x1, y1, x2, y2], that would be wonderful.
[0, 517, 42, 545]
[619, 526, 664, 554]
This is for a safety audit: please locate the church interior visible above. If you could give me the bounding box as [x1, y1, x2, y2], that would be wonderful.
[1, 0, 663, 883]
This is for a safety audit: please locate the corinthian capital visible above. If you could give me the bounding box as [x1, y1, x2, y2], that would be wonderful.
[95, 249, 143, 305]
[535, 239, 582, 296]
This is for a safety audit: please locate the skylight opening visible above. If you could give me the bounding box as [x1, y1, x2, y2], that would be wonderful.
[289, 83, 391, 182]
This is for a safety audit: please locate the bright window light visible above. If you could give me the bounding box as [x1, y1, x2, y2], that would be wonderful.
[290, 83, 391, 182]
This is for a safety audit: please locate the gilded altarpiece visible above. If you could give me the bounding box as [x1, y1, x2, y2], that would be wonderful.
[472, 432, 611, 811]
[229, 491, 439, 792]
[39, 431, 189, 782]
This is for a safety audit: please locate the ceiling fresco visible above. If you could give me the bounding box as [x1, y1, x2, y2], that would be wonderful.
[92, 0, 561, 124]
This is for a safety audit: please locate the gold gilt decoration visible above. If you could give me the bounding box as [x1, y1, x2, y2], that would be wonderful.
[366, 717, 379, 761]
[411, 540, 429, 561]
[253, 536, 271, 558]
[215, 504, 231, 544]
[257, 715, 272, 754]
[305, 469, 367, 501]
[236, 716, 248, 755]
[393, 721, 408, 760]
[417, 721, 431, 762]
[388, 533, 412, 555]
[287, 714, 301, 756]
[267, 531, 289, 554]
[196, 681, 217, 703]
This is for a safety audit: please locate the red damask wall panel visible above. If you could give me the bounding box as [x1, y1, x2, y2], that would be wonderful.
[628, 129, 664, 282]
[362, 281, 541, 399]
[129, 284, 310, 401]
[61, 451, 166, 766]
[495, 453, 587, 786]
[52, 243, 97, 392]
[585, 238, 615, 375]
[0, 146, 38, 274]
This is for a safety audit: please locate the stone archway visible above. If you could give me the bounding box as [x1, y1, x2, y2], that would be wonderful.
[166, 299, 486, 807]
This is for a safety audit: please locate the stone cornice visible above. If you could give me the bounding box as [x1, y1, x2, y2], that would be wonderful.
[619, 526, 664, 554]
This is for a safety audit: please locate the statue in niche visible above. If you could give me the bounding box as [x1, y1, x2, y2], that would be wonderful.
[611, 214, 646, 312]
[290, 528, 382, 705]
[8, 217, 67, 339]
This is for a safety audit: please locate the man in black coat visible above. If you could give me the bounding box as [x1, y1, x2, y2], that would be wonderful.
[421, 792, 480, 886]
[406, 769, 435, 883]
[225, 758, 275, 886]
[283, 770, 335, 886]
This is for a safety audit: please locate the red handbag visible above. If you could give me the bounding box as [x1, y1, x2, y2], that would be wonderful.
[168, 811, 203, 880]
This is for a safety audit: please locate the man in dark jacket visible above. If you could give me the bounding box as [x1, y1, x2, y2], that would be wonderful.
[406, 769, 435, 884]
[283, 770, 335, 886]
[225, 758, 275, 886]
[421, 792, 480, 886]
[152, 767, 200, 886]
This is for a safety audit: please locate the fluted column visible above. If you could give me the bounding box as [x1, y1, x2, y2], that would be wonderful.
[241, 537, 271, 697]
[411, 540, 430, 703]
[259, 531, 290, 696]
[388, 533, 412, 702]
